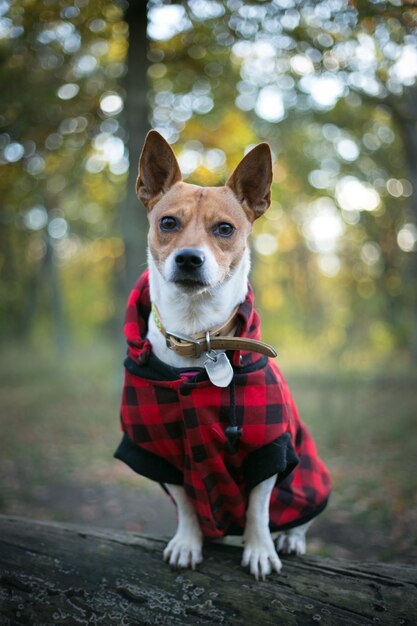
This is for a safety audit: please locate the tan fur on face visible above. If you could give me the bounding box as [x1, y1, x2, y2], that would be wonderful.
[148, 181, 252, 283]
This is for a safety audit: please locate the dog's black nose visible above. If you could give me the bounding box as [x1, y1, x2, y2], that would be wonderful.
[175, 249, 205, 271]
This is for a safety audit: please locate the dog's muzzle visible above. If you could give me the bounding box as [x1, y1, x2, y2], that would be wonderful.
[174, 248, 205, 271]
[171, 248, 208, 287]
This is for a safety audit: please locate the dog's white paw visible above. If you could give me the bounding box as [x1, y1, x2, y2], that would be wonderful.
[163, 530, 203, 570]
[276, 529, 307, 556]
[242, 529, 282, 580]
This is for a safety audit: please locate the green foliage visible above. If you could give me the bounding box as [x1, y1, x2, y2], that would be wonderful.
[146, 0, 417, 359]
[1, 0, 417, 360]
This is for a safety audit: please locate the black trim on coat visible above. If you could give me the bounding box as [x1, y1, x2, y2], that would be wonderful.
[124, 353, 268, 383]
[243, 432, 300, 493]
[114, 433, 183, 485]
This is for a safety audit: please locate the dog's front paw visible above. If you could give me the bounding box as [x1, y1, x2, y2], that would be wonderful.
[163, 530, 203, 570]
[242, 529, 282, 580]
[276, 529, 307, 556]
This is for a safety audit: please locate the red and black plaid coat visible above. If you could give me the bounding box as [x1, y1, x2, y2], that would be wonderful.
[115, 270, 331, 538]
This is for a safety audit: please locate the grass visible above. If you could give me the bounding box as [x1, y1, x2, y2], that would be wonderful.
[0, 342, 416, 562]
[0, 343, 136, 507]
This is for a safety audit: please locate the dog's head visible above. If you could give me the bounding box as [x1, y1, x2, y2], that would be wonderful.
[136, 130, 272, 292]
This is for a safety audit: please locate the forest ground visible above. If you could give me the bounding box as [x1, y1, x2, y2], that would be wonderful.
[1, 343, 416, 564]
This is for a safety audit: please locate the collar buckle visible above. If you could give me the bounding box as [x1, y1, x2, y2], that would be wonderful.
[165, 330, 204, 357]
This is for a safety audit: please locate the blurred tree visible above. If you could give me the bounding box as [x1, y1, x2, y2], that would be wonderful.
[145, 0, 417, 360]
[0, 0, 128, 343]
[1, 0, 416, 364]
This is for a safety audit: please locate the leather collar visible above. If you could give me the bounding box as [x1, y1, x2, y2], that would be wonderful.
[151, 303, 277, 359]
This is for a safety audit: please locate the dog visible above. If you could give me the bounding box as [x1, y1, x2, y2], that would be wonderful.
[115, 130, 331, 580]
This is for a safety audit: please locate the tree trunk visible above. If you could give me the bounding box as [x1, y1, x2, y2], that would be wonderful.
[120, 0, 150, 296]
[111, 1, 150, 338]
[42, 236, 68, 350]
[1, 516, 416, 625]
[390, 92, 417, 361]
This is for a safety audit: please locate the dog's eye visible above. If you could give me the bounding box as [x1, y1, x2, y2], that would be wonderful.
[160, 216, 179, 232]
[213, 222, 235, 238]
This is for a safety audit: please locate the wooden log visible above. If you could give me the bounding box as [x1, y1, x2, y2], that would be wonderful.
[0, 515, 416, 625]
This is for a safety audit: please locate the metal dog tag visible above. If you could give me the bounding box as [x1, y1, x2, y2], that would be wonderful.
[204, 351, 233, 387]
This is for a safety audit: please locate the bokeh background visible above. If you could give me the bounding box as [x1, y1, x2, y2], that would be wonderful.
[1, 0, 416, 563]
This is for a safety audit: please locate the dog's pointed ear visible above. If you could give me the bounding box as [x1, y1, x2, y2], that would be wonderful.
[136, 130, 182, 210]
[226, 143, 272, 221]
